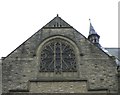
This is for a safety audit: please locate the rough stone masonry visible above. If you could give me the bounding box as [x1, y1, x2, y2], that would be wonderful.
[1, 15, 119, 95]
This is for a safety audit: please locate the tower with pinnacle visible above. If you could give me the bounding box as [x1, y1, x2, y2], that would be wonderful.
[88, 19, 101, 47]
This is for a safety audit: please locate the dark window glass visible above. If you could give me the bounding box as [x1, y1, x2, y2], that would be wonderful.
[40, 39, 77, 73]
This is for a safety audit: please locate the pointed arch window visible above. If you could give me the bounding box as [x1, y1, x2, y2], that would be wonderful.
[39, 39, 77, 73]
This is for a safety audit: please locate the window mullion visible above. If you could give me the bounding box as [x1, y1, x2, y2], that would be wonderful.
[39, 39, 77, 73]
[54, 42, 56, 73]
[55, 41, 61, 73]
[60, 42, 62, 72]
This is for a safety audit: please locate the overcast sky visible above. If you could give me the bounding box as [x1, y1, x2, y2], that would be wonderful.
[0, 0, 119, 58]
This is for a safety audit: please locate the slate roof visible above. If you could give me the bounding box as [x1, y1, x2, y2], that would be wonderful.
[105, 48, 120, 60]
[89, 23, 97, 35]
[88, 20, 100, 38]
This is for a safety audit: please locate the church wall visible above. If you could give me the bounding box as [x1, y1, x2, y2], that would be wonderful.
[29, 81, 87, 93]
[2, 28, 118, 93]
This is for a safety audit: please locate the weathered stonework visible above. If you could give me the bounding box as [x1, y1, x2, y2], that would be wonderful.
[30, 81, 87, 93]
[2, 16, 118, 94]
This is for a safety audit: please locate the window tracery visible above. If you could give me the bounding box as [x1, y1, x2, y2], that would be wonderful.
[40, 39, 77, 73]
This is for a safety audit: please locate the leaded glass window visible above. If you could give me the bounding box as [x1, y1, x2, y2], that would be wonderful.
[40, 39, 77, 73]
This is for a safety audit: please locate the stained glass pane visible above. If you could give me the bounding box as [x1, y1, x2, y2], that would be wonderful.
[39, 39, 77, 73]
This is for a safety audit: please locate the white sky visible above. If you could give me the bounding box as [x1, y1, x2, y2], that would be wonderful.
[0, 0, 119, 58]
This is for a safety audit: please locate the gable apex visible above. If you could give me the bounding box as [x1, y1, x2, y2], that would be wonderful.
[43, 15, 72, 28]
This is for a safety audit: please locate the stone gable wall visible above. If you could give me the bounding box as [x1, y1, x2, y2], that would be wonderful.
[2, 28, 118, 93]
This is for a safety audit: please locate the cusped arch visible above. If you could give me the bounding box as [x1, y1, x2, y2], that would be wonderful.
[36, 36, 80, 73]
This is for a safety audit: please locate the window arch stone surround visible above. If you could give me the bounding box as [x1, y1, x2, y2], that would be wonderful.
[36, 36, 80, 74]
